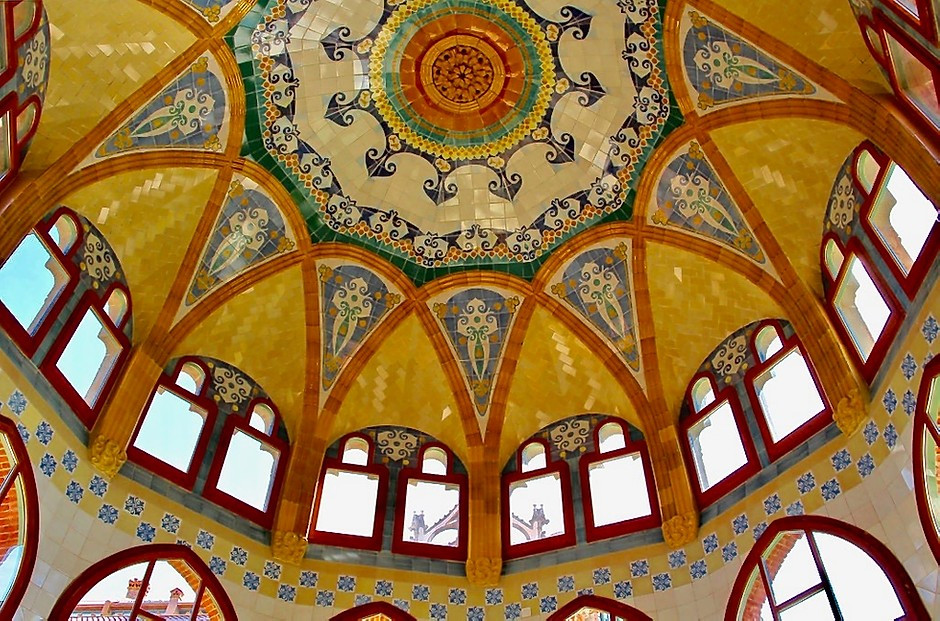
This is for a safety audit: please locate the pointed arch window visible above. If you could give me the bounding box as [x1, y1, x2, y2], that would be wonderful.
[0, 414, 38, 618]
[579, 419, 659, 542]
[331, 601, 417, 621]
[548, 594, 653, 621]
[503, 438, 576, 558]
[913, 355, 940, 562]
[392, 443, 467, 560]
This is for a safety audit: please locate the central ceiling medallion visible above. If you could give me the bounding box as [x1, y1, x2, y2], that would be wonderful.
[232, 0, 678, 281]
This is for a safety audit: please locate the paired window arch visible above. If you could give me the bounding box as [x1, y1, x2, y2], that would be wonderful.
[0, 207, 132, 427]
[913, 354, 940, 562]
[822, 142, 938, 381]
[681, 320, 831, 507]
[503, 415, 658, 559]
[331, 601, 416, 621]
[126, 357, 289, 528]
[726, 515, 928, 620]
[548, 594, 652, 621]
[49, 544, 237, 619]
[310, 428, 468, 561]
[0, 413, 38, 618]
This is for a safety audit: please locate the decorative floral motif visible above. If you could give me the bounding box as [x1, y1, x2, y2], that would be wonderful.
[702, 533, 719, 554]
[136, 523, 156, 542]
[124, 496, 145, 516]
[863, 421, 879, 445]
[652, 572, 672, 591]
[209, 556, 227, 576]
[62, 450, 78, 473]
[486, 588, 504, 605]
[89, 475, 108, 497]
[613, 580, 632, 599]
[629, 559, 649, 577]
[548, 418, 591, 454]
[79, 232, 119, 286]
[797, 472, 816, 494]
[161, 513, 181, 534]
[923, 316, 939, 344]
[183, 0, 237, 22]
[7, 391, 27, 416]
[690, 559, 707, 580]
[731, 515, 748, 536]
[39, 453, 56, 477]
[857, 453, 875, 478]
[230, 547, 248, 566]
[557, 576, 574, 593]
[244, 572, 261, 591]
[821, 478, 841, 501]
[98, 504, 119, 525]
[721, 542, 738, 562]
[316, 590, 334, 606]
[211, 365, 252, 407]
[18, 15, 50, 97]
[786, 500, 805, 516]
[196, 530, 215, 550]
[831, 449, 851, 472]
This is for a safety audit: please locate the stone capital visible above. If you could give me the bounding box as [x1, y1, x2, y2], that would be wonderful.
[272, 530, 308, 566]
[834, 387, 866, 436]
[89, 433, 127, 478]
[662, 511, 698, 548]
[466, 556, 501, 586]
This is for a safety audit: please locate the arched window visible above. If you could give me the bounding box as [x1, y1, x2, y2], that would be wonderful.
[49, 544, 237, 619]
[393, 444, 467, 560]
[311, 433, 389, 551]
[548, 594, 652, 621]
[0, 413, 38, 618]
[503, 438, 575, 558]
[877, 16, 940, 136]
[680, 374, 759, 506]
[127, 357, 289, 528]
[914, 355, 940, 562]
[579, 420, 659, 542]
[331, 601, 417, 621]
[744, 321, 830, 462]
[726, 516, 928, 620]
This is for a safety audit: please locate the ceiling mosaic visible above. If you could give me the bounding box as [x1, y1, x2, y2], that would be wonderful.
[230, 0, 680, 283]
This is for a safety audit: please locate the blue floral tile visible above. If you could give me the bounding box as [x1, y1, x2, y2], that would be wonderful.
[557, 576, 574, 593]
[863, 421, 879, 445]
[375, 579, 392, 596]
[61, 449, 78, 473]
[732, 514, 749, 536]
[797, 472, 816, 494]
[593, 567, 611, 585]
[486, 588, 503, 605]
[16, 423, 28, 444]
[901, 353, 917, 381]
[613, 580, 632, 599]
[279, 584, 296, 603]
[923, 316, 938, 344]
[35, 421, 53, 445]
[124, 496, 145, 516]
[243, 572, 260, 591]
[690, 559, 707, 580]
[7, 390, 27, 415]
[786, 501, 804, 516]
[902, 390, 916, 416]
[209, 556, 226, 576]
[431, 603, 448, 620]
[394, 599, 410, 612]
[505, 602, 521, 620]
[521, 582, 538, 600]
[449, 588, 466, 605]
[337, 575, 356, 592]
[753, 522, 768, 541]
[89, 475, 108, 497]
[316, 590, 334, 607]
[721, 542, 738, 562]
[540, 595, 558, 613]
[821, 478, 841, 501]
[668, 549, 687, 568]
[413, 585, 430, 601]
[230, 546, 248, 566]
[354, 594, 371, 606]
[468, 606, 484, 621]
[175, 539, 191, 548]
[97, 504, 118, 525]
[831, 449, 851, 472]
[884, 423, 898, 449]
[65, 480, 83, 503]
[39, 453, 56, 477]
[763, 493, 782, 515]
[196, 530, 214, 550]
[630, 559, 649, 577]
[577, 588, 594, 597]
[136, 522, 156, 542]
[883, 389, 898, 415]
[652, 573, 672, 592]
[161, 513, 180, 534]
[857, 453, 875, 478]
[263, 561, 281, 581]
[703, 533, 719, 554]
[300, 571, 318, 588]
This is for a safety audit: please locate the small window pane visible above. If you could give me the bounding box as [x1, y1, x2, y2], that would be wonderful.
[401, 479, 460, 547]
[869, 164, 937, 274]
[587, 452, 651, 526]
[76, 562, 149, 606]
[892, 0, 920, 18]
[754, 349, 826, 443]
[215, 430, 278, 511]
[754, 326, 783, 363]
[922, 425, 940, 539]
[315, 468, 379, 537]
[0, 233, 68, 334]
[508, 472, 565, 544]
[421, 448, 447, 475]
[342, 439, 369, 466]
[885, 32, 940, 130]
[778, 591, 835, 621]
[132, 387, 207, 472]
[0, 113, 10, 181]
[692, 377, 716, 412]
[597, 423, 626, 453]
[816, 532, 905, 620]
[833, 256, 891, 360]
[688, 401, 748, 491]
[0, 477, 25, 606]
[12, 1, 37, 39]
[766, 533, 821, 605]
[55, 309, 122, 407]
[520, 443, 546, 473]
[823, 240, 844, 280]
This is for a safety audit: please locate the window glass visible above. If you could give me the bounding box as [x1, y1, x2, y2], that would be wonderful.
[869, 163, 937, 274]
[754, 349, 825, 443]
[754, 326, 783, 362]
[55, 309, 122, 407]
[12, 0, 37, 39]
[816, 532, 904, 620]
[766, 533, 820, 604]
[342, 438, 370, 466]
[691, 377, 716, 412]
[855, 148, 881, 193]
[893, 0, 920, 17]
[923, 376, 940, 538]
[132, 387, 207, 472]
[71, 559, 204, 617]
[401, 479, 459, 546]
[0, 233, 68, 334]
[248, 403, 274, 435]
[174, 363, 204, 394]
[508, 472, 565, 544]
[215, 430, 278, 511]
[885, 31, 940, 129]
[688, 401, 747, 490]
[521, 442, 546, 473]
[597, 423, 626, 453]
[587, 452, 651, 526]
[421, 448, 447, 475]
[315, 468, 379, 537]
[833, 256, 890, 360]
[0, 477, 24, 606]
[823, 239, 844, 280]
[777, 592, 835, 621]
[0, 113, 10, 181]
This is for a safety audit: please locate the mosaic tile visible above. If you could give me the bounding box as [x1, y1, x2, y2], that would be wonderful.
[136, 522, 156, 542]
[652, 573, 672, 592]
[35, 420, 53, 445]
[883, 389, 898, 414]
[196, 529, 215, 550]
[431, 603, 448, 620]
[831, 449, 851, 472]
[731, 515, 749, 536]
[97, 504, 118, 525]
[243, 572, 260, 592]
[630, 559, 649, 578]
[690, 559, 707, 580]
[7, 390, 27, 416]
[125, 496, 145, 516]
[230, 547, 248, 566]
[265, 561, 283, 581]
[923, 316, 939, 344]
[592, 568, 611, 585]
[89, 475, 108, 497]
[857, 453, 875, 478]
[448, 588, 466, 605]
[521, 583, 538, 600]
[39, 453, 56, 477]
[61, 449, 78, 473]
[863, 421, 879, 445]
[797, 472, 816, 494]
[161, 513, 180, 534]
[702, 533, 719, 554]
[65, 480, 83, 504]
[668, 550, 687, 568]
[786, 501, 805, 516]
[821, 478, 841, 501]
[486, 588, 504, 605]
[209, 556, 226, 576]
[902, 390, 916, 416]
[613, 580, 632, 599]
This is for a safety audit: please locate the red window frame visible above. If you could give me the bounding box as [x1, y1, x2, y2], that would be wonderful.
[48, 543, 238, 620]
[821, 234, 905, 383]
[0, 413, 39, 620]
[40, 283, 131, 429]
[724, 515, 929, 620]
[331, 601, 417, 621]
[743, 321, 832, 463]
[679, 375, 761, 508]
[126, 358, 218, 492]
[309, 433, 389, 552]
[912, 355, 940, 562]
[579, 418, 660, 542]
[202, 396, 289, 530]
[548, 594, 653, 621]
[851, 142, 940, 299]
[391, 443, 468, 561]
[879, 0, 938, 44]
[502, 438, 576, 560]
[0, 207, 82, 358]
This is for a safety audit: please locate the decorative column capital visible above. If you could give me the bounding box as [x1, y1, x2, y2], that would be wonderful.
[834, 387, 866, 436]
[662, 511, 698, 548]
[89, 433, 127, 478]
[466, 556, 502, 586]
[272, 530, 308, 566]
